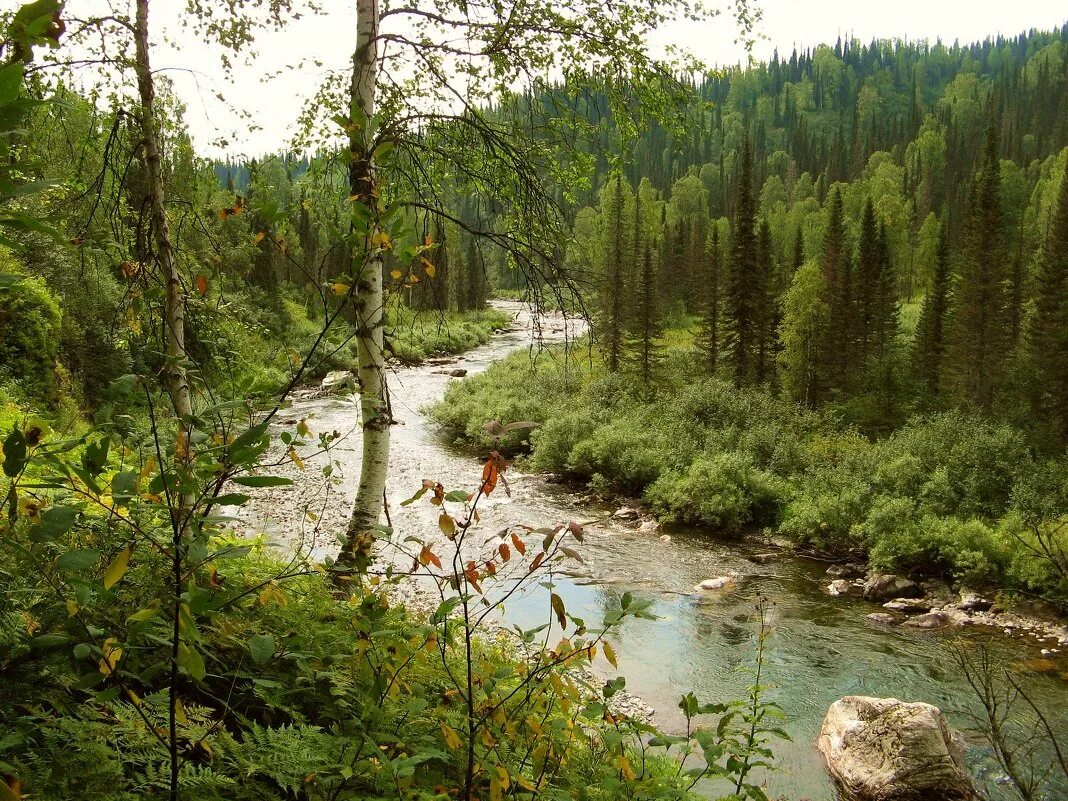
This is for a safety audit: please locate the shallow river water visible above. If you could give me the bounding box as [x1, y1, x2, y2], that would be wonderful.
[238, 302, 1068, 801]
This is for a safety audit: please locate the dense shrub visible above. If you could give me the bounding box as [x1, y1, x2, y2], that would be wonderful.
[0, 271, 62, 402]
[428, 342, 1068, 599]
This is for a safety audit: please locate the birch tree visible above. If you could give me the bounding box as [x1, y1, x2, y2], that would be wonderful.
[318, 0, 721, 563]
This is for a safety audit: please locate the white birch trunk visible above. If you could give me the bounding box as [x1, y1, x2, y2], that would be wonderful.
[343, 0, 389, 563]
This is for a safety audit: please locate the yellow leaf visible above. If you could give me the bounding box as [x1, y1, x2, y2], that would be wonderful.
[616, 755, 636, 781]
[390, 269, 403, 280]
[441, 723, 462, 749]
[421, 257, 436, 278]
[255, 231, 266, 244]
[99, 637, 123, 676]
[288, 447, 305, 470]
[104, 546, 131, 590]
[175, 698, 188, 724]
[0, 776, 21, 801]
[372, 230, 393, 250]
[66, 599, 79, 617]
[604, 641, 617, 668]
[438, 513, 457, 540]
[330, 282, 350, 295]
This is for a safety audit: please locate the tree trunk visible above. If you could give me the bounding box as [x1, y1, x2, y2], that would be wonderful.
[342, 0, 389, 565]
[134, 0, 191, 420]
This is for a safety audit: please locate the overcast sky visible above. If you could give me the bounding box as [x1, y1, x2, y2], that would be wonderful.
[12, 1, 1068, 157]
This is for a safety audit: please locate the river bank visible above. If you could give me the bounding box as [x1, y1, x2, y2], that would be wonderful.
[230, 303, 1068, 801]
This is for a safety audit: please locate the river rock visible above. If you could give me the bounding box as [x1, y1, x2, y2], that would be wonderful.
[827, 579, 860, 597]
[448, 368, 468, 377]
[613, 506, 640, 521]
[882, 598, 932, 614]
[695, 576, 736, 591]
[958, 590, 993, 612]
[321, 370, 356, 393]
[863, 573, 922, 602]
[658, 534, 672, 543]
[867, 612, 903, 626]
[638, 519, 660, 534]
[902, 611, 951, 629]
[818, 696, 977, 801]
[828, 563, 865, 579]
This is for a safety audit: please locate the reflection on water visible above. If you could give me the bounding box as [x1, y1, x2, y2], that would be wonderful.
[243, 302, 1068, 801]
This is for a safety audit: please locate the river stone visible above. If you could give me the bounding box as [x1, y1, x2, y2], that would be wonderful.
[448, 368, 468, 377]
[828, 563, 865, 578]
[658, 534, 672, 543]
[818, 696, 977, 801]
[827, 579, 859, 597]
[695, 576, 736, 591]
[638, 519, 660, 534]
[883, 598, 932, 614]
[863, 573, 922, 601]
[613, 506, 640, 521]
[958, 590, 994, 612]
[321, 370, 356, 393]
[867, 612, 903, 626]
[902, 611, 951, 629]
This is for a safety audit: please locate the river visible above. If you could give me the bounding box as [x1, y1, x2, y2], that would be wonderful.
[236, 301, 1068, 801]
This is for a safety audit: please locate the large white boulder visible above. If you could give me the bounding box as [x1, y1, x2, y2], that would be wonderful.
[818, 696, 977, 801]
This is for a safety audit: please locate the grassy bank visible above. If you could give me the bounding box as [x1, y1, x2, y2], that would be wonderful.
[427, 341, 1068, 603]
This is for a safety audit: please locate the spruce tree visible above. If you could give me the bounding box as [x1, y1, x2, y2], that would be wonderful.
[754, 218, 775, 383]
[820, 187, 851, 396]
[1028, 169, 1068, 446]
[629, 240, 663, 390]
[694, 225, 721, 375]
[914, 218, 950, 399]
[944, 123, 1010, 411]
[854, 197, 880, 367]
[597, 172, 633, 372]
[724, 133, 759, 385]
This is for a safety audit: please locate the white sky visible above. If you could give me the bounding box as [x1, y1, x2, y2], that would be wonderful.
[10, 1, 1068, 157]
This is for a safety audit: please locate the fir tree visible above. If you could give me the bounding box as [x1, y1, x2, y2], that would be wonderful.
[597, 172, 633, 372]
[820, 187, 851, 396]
[629, 240, 663, 390]
[754, 218, 775, 383]
[944, 123, 1010, 411]
[1028, 169, 1068, 446]
[914, 218, 951, 399]
[694, 225, 721, 374]
[724, 133, 759, 385]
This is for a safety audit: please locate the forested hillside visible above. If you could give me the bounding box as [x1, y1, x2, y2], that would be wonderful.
[436, 26, 1068, 607]
[561, 27, 1068, 436]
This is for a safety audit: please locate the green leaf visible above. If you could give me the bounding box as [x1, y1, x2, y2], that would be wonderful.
[31, 505, 77, 541]
[248, 634, 275, 665]
[55, 548, 100, 573]
[177, 642, 206, 681]
[127, 603, 160, 623]
[111, 471, 136, 504]
[212, 493, 251, 506]
[2, 428, 26, 477]
[30, 633, 72, 650]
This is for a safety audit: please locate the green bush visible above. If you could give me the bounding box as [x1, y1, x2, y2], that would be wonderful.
[0, 272, 62, 402]
[648, 451, 785, 532]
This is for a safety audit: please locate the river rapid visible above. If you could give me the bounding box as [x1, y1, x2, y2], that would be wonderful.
[234, 301, 1068, 801]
